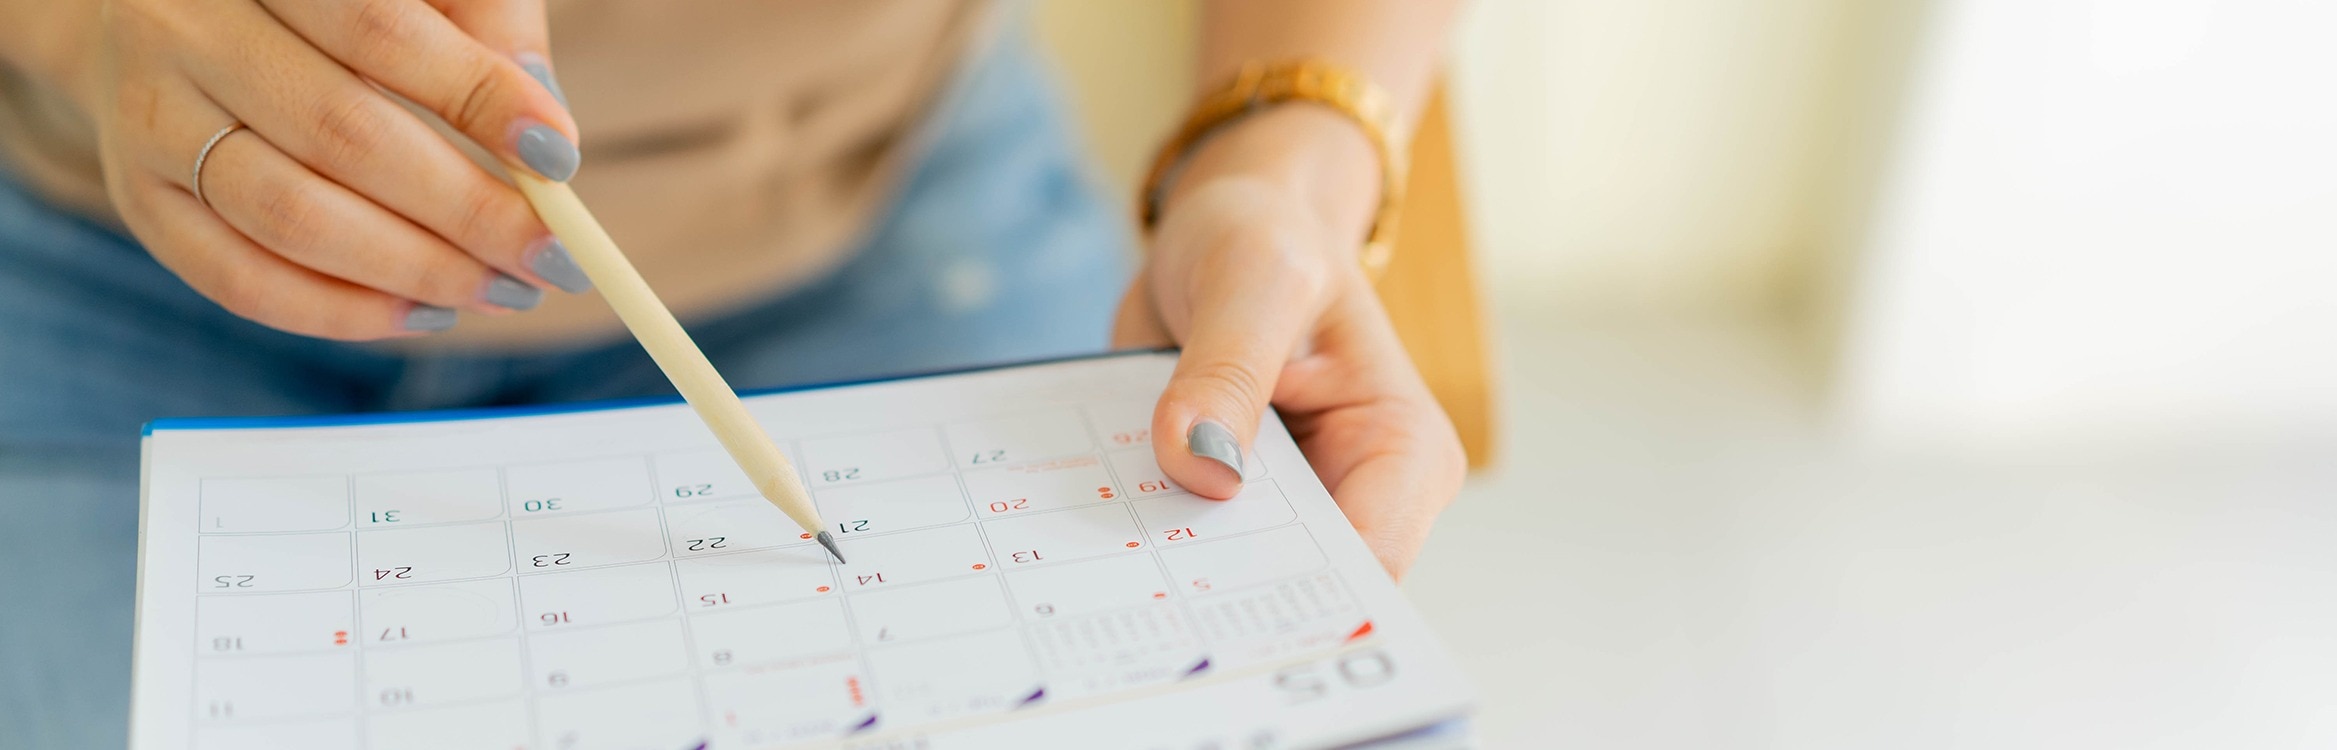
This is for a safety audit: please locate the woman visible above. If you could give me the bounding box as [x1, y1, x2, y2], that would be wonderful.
[0, 1, 1465, 745]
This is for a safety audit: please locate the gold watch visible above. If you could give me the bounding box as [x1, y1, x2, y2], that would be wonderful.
[1139, 59, 1407, 279]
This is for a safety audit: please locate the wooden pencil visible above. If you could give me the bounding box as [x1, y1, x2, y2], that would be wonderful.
[511, 173, 844, 564]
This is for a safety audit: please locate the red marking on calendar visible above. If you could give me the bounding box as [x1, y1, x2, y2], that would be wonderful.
[1345, 621, 1376, 642]
[1097, 486, 1115, 499]
[333, 630, 348, 646]
[1125, 541, 1140, 548]
[816, 586, 831, 593]
[971, 563, 987, 570]
[1152, 592, 1167, 599]
[800, 533, 813, 539]
[846, 676, 866, 707]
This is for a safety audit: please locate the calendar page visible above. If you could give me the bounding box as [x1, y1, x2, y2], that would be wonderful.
[129, 351, 1473, 749]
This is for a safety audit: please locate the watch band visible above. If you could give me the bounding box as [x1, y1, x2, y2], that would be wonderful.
[1139, 59, 1407, 278]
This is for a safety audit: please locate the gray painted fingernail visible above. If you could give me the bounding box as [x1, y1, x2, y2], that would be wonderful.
[1187, 421, 1244, 479]
[516, 125, 578, 181]
[521, 60, 569, 109]
[404, 305, 458, 332]
[484, 273, 543, 310]
[528, 239, 592, 293]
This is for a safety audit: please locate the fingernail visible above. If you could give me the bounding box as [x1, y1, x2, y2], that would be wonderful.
[483, 273, 543, 311]
[515, 123, 578, 181]
[1187, 421, 1244, 479]
[518, 56, 569, 109]
[528, 238, 593, 293]
[404, 305, 458, 332]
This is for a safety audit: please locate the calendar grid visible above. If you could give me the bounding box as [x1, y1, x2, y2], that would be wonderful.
[162, 361, 1439, 749]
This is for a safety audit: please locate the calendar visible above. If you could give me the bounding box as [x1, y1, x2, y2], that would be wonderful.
[130, 351, 1473, 749]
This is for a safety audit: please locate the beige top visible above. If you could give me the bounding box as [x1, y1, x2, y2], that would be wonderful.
[0, 0, 990, 349]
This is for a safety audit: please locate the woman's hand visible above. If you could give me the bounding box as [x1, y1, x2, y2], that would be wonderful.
[1115, 106, 1466, 579]
[61, 0, 587, 339]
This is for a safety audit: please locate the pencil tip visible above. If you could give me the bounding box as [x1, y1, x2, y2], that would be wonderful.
[816, 530, 845, 564]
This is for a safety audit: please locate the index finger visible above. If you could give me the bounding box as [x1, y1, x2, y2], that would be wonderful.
[260, 0, 578, 181]
[429, 0, 563, 106]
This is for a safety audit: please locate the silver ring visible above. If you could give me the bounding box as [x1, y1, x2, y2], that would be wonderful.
[191, 122, 245, 209]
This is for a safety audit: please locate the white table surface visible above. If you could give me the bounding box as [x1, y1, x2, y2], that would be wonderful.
[1399, 313, 2337, 749]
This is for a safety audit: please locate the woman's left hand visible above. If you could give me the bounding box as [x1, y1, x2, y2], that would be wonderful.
[1114, 107, 1466, 579]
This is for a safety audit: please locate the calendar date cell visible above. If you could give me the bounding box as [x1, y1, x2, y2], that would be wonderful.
[364, 700, 528, 750]
[199, 476, 349, 533]
[654, 447, 797, 504]
[979, 505, 1145, 567]
[362, 638, 524, 710]
[1107, 449, 1183, 498]
[674, 546, 837, 609]
[353, 468, 501, 526]
[945, 409, 1093, 468]
[847, 576, 1013, 645]
[505, 457, 653, 514]
[799, 426, 948, 486]
[517, 562, 677, 629]
[1158, 525, 1329, 596]
[356, 521, 509, 584]
[1083, 400, 1157, 449]
[1003, 553, 1173, 620]
[532, 677, 701, 750]
[665, 498, 809, 556]
[358, 578, 518, 645]
[703, 659, 869, 748]
[962, 455, 1118, 516]
[1027, 606, 1206, 700]
[196, 532, 351, 593]
[527, 618, 690, 690]
[689, 598, 853, 669]
[1131, 481, 1297, 546]
[830, 524, 992, 589]
[812, 474, 968, 536]
[194, 590, 353, 655]
[511, 507, 666, 571]
[193, 652, 355, 722]
[865, 629, 1041, 723]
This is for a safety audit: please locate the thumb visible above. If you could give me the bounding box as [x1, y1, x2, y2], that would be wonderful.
[1147, 256, 1323, 501]
[435, 0, 568, 111]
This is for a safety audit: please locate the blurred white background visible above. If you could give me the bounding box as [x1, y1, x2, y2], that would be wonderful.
[1038, 0, 2337, 747]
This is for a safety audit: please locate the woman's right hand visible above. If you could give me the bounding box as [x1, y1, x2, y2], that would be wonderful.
[70, 0, 589, 339]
